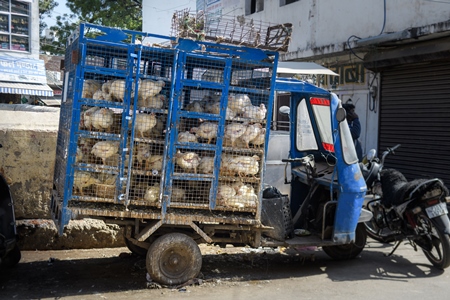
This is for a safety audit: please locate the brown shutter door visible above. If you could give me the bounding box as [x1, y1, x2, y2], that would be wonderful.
[379, 60, 450, 185]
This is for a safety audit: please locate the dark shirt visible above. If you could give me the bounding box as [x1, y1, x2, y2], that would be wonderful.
[348, 118, 363, 161]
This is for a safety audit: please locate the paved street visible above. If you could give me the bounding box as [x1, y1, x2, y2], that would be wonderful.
[1, 238, 449, 300]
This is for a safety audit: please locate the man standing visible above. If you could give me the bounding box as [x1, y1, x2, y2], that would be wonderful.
[343, 102, 363, 162]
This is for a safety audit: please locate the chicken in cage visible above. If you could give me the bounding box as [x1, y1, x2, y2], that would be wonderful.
[134, 112, 157, 139]
[175, 150, 201, 174]
[190, 121, 218, 144]
[134, 142, 152, 170]
[216, 181, 258, 209]
[178, 131, 198, 143]
[198, 156, 215, 174]
[73, 170, 100, 196]
[91, 140, 120, 165]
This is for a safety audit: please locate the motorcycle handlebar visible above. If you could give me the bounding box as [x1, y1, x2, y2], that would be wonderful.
[380, 144, 401, 166]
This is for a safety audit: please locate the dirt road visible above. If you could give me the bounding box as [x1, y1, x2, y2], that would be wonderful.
[1, 239, 449, 300]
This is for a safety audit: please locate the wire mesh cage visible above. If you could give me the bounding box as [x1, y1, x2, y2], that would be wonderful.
[171, 8, 292, 52]
[53, 23, 279, 231]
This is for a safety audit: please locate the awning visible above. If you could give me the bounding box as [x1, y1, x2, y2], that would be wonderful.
[277, 61, 339, 76]
[0, 82, 54, 96]
[38, 96, 61, 106]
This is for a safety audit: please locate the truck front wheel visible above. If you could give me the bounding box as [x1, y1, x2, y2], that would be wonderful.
[146, 232, 202, 286]
[322, 223, 367, 260]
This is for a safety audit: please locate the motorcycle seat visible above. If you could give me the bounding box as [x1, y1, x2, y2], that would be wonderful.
[380, 168, 448, 207]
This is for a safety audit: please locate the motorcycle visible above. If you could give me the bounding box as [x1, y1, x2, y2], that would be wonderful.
[0, 143, 21, 268]
[361, 144, 450, 269]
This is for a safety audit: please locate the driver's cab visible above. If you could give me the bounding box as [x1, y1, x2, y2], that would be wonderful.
[274, 78, 367, 244]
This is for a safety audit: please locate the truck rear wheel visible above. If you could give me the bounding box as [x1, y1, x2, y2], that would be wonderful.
[322, 223, 367, 260]
[146, 232, 202, 286]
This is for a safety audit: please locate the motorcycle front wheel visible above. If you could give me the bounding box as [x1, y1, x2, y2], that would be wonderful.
[419, 214, 450, 269]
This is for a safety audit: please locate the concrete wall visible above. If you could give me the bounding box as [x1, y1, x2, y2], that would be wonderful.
[228, 0, 450, 59]
[0, 105, 124, 250]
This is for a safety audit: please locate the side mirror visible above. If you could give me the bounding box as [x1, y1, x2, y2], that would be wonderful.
[336, 107, 346, 122]
[279, 106, 290, 116]
[366, 149, 377, 162]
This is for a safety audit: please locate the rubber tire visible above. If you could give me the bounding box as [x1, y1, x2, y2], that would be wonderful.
[421, 216, 450, 269]
[322, 223, 367, 260]
[146, 233, 202, 286]
[124, 236, 148, 257]
[1, 244, 21, 268]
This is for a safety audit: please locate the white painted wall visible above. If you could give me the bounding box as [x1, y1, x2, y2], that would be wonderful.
[226, 0, 450, 58]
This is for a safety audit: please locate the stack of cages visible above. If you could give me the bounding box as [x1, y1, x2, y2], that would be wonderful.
[165, 41, 278, 219]
[51, 23, 177, 232]
[51, 23, 278, 233]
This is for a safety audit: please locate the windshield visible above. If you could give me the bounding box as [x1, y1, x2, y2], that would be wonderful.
[340, 117, 359, 164]
[295, 99, 317, 151]
[310, 97, 334, 152]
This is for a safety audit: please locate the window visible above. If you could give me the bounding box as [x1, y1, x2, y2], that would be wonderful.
[295, 99, 318, 151]
[0, 0, 30, 52]
[280, 0, 299, 6]
[245, 0, 264, 15]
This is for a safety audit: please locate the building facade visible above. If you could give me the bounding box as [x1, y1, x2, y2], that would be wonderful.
[0, 0, 53, 104]
[186, 0, 450, 185]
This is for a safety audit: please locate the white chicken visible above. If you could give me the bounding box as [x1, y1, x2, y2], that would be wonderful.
[208, 102, 236, 120]
[82, 106, 100, 131]
[171, 187, 186, 202]
[175, 151, 201, 174]
[135, 143, 152, 170]
[144, 183, 160, 204]
[242, 103, 267, 120]
[91, 141, 120, 165]
[190, 122, 218, 144]
[82, 79, 102, 99]
[73, 171, 100, 196]
[228, 155, 260, 178]
[109, 79, 126, 102]
[216, 184, 236, 206]
[92, 89, 107, 100]
[230, 183, 258, 208]
[149, 115, 166, 138]
[178, 131, 198, 143]
[135, 113, 157, 138]
[185, 101, 204, 113]
[76, 147, 83, 163]
[249, 128, 266, 148]
[102, 80, 114, 95]
[138, 93, 166, 109]
[138, 79, 165, 101]
[240, 123, 262, 149]
[198, 156, 215, 174]
[147, 155, 164, 171]
[91, 108, 114, 132]
[224, 122, 247, 147]
[228, 94, 252, 114]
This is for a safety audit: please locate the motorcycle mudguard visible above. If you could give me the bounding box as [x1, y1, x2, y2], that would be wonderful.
[432, 213, 450, 235]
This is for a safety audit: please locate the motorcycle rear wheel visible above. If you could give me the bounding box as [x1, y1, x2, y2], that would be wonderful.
[420, 215, 450, 269]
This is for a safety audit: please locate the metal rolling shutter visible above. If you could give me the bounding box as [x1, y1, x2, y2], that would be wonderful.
[379, 60, 450, 185]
